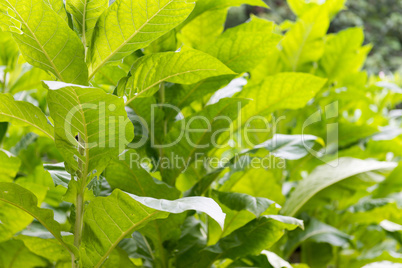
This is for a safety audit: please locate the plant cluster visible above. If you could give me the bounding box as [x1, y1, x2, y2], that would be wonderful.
[0, 0, 401, 267]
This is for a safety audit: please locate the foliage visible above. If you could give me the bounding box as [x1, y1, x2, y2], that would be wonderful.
[0, 0, 401, 267]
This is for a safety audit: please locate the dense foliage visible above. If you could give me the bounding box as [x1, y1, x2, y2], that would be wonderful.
[0, 0, 401, 267]
[231, 0, 402, 74]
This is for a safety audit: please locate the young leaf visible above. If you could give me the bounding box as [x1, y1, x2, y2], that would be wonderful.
[0, 182, 73, 254]
[88, 0, 195, 78]
[0, 0, 88, 85]
[45, 81, 134, 180]
[125, 49, 235, 103]
[0, 94, 54, 139]
[66, 0, 109, 46]
[81, 189, 225, 267]
[281, 158, 398, 217]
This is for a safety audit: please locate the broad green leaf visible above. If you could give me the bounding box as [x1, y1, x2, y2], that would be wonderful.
[0, 94, 54, 139]
[193, 215, 303, 268]
[124, 49, 235, 103]
[162, 98, 249, 185]
[213, 190, 279, 217]
[220, 166, 285, 205]
[166, 17, 280, 111]
[281, 158, 398, 217]
[104, 149, 180, 200]
[250, 134, 323, 160]
[320, 27, 371, 81]
[0, 239, 49, 268]
[284, 217, 351, 258]
[0, 0, 88, 85]
[45, 81, 134, 180]
[203, 16, 282, 73]
[44, 0, 69, 22]
[94, 65, 127, 87]
[208, 190, 281, 245]
[0, 149, 20, 182]
[375, 163, 402, 198]
[81, 189, 225, 267]
[8, 67, 51, 94]
[88, 0, 195, 78]
[66, 0, 108, 46]
[0, 182, 73, 254]
[280, 6, 330, 71]
[180, 8, 227, 50]
[17, 235, 71, 263]
[217, 73, 326, 148]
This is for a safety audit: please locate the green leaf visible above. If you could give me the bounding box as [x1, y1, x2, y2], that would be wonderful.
[88, 0, 195, 78]
[203, 16, 282, 73]
[281, 158, 398, 217]
[0, 239, 49, 268]
[45, 81, 134, 180]
[250, 134, 323, 160]
[44, 0, 69, 22]
[0, 0, 88, 85]
[104, 149, 180, 200]
[320, 27, 371, 81]
[194, 215, 303, 267]
[125, 49, 235, 103]
[0, 93, 54, 139]
[280, 6, 330, 71]
[162, 98, 249, 184]
[0, 182, 74, 254]
[375, 163, 402, 198]
[66, 0, 108, 46]
[0, 150, 20, 182]
[213, 190, 280, 217]
[217, 73, 326, 148]
[183, 0, 267, 27]
[17, 235, 71, 263]
[180, 8, 227, 50]
[81, 189, 225, 267]
[284, 217, 351, 258]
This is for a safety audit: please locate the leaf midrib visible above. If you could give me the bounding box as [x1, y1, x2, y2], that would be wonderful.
[6, 0, 65, 81]
[125, 68, 217, 105]
[94, 211, 159, 268]
[89, 0, 178, 79]
[0, 196, 73, 255]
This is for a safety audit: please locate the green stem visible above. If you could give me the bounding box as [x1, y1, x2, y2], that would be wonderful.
[73, 134, 86, 267]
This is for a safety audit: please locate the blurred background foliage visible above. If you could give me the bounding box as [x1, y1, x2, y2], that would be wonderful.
[227, 0, 402, 75]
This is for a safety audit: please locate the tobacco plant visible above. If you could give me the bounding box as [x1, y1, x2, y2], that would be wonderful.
[0, 0, 401, 267]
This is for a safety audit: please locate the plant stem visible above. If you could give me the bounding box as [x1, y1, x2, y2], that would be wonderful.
[73, 134, 86, 267]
